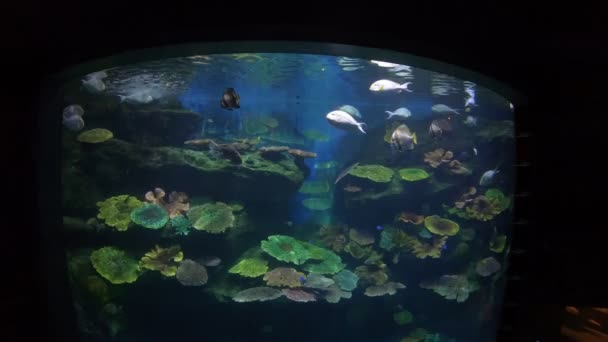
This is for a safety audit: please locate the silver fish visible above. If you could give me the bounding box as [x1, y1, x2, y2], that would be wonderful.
[199, 256, 221, 267]
[432, 104, 461, 115]
[62, 115, 84, 131]
[81, 77, 106, 93]
[335, 162, 359, 185]
[326, 110, 367, 134]
[119, 91, 154, 104]
[390, 124, 417, 152]
[338, 105, 362, 119]
[464, 115, 478, 127]
[386, 107, 412, 120]
[479, 169, 500, 186]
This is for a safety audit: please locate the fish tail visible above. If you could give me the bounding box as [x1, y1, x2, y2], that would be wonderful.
[400, 82, 413, 92]
[358, 122, 367, 134]
[412, 132, 418, 145]
[118, 95, 126, 102]
[385, 111, 394, 119]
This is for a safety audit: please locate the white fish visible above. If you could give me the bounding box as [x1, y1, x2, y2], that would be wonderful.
[395, 72, 410, 76]
[326, 110, 367, 134]
[199, 256, 221, 267]
[118, 91, 154, 104]
[431, 86, 450, 96]
[465, 96, 477, 107]
[81, 77, 106, 93]
[369, 80, 412, 92]
[386, 107, 412, 119]
[473, 147, 478, 156]
[464, 115, 478, 127]
[371, 60, 400, 68]
[509, 103, 514, 111]
[63, 105, 84, 119]
[62, 115, 84, 131]
[338, 105, 362, 118]
[343, 66, 364, 71]
[432, 104, 461, 115]
[85, 71, 108, 80]
[479, 168, 500, 186]
[389, 65, 411, 72]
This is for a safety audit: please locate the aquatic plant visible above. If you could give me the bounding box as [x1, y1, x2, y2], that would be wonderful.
[261, 235, 311, 265]
[139, 245, 183, 277]
[319, 224, 349, 252]
[90, 247, 140, 284]
[263, 267, 306, 288]
[363, 282, 406, 297]
[419, 274, 479, 303]
[169, 215, 191, 236]
[398, 168, 430, 181]
[349, 165, 394, 183]
[96, 195, 144, 231]
[393, 309, 414, 325]
[282, 289, 317, 302]
[302, 197, 333, 211]
[424, 215, 460, 236]
[188, 202, 235, 233]
[233, 287, 284, 303]
[489, 235, 507, 253]
[424, 148, 453, 168]
[77, 128, 113, 143]
[333, 270, 359, 291]
[176, 259, 208, 286]
[475, 257, 501, 277]
[130, 204, 169, 229]
[323, 285, 352, 303]
[299, 180, 330, 194]
[228, 258, 269, 278]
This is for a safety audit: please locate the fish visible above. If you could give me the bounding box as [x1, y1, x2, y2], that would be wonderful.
[335, 162, 359, 185]
[81, 76, 106, 93]
[371, 60, 400, 68]
[429, 118, 453, 138]
[431, 86, 450, 96]
[220, 88, 240, 110]
[473, 147, 478, 156]
[395, 72, 410, 76]
[432, 104, 461, 115]
[62, 115, 85, 131]
[343, 66, 364, 71]
[343, 184, 362, 192]
[376, 225, 384, 231]
[299, 276, 306, 285]
[390, 124, 417, 152]
[369, 79, 412, 93]
[392, 252, 400, 264]
[63, 104, 84, 119]
[479, 168, 500, 186]
[338, 105, 362, 119]
[386, 107, 412, 120]
[198, 256, 221, 267]
[464, 115, 478, 127]
[118, 91, 154, 104]
[325, 110, 367, 134]
[389, 65, 411, 72]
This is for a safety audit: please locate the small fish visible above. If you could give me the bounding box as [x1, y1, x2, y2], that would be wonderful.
[369, 80, 412, 93]
[442, 242, 448, 251]
[464, 115, 478, 127]
[479, 168, 500, 186]
[81, 76, 106, 93]
[299, 276, 306, 284]
[509, 103, 514, 111]
[390, 124, 417, 152]
[62, 115, 85, 131]
[118, 92, 154, 104]
[335, 162, 359, 185]
[376, 225, 384, 231]
[392, 252, 400, 264]
[326, 110, 367, 134]
[465, 97, 477, 108]
[199, 256, 221, 267]
[338, 105, 362, 119]
[343, 184, 362, 192]
[431, 86, 450, 96]
[432, 104, 461, 115]
[370, 60, 400, 68]
[473, 147, 478, 156]
[386, 107, 412, 120]
[343, 66, 364, 71]
[63, 104, 84, 119]
[207, 118, 214, 123]
[220, 88, 240, 110]
[428, 118, 453, 138]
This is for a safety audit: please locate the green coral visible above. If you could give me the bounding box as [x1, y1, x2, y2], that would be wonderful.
[333, 270, 359, 291]
[299, 180, 330, 194]
[261, 235, 311, 265]
[139, 245, 183, 277]
[303, 243, 345, 275]
[349, 165, 394, 183]
[485, 188, 511, 213]
[229, 258, 269, 278]
[188, 202, 235, 233]
[302, 197, 333, 210]
[130, 204, 169, 229]
[490, 235, 507, 253]
[398, 168, 430, 182]
[170, 215, 191, 236]
[96, 195, 144, 231]
[344, 241, 373, 259]
[447, 188, 511, 221]
[393, 310, 414, 325]
[90, 247, 140, 284]
[77, 128, 114, 143]
[424, 215, 460, 236]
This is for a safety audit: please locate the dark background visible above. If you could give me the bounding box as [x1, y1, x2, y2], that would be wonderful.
[5, 2, 606, 341]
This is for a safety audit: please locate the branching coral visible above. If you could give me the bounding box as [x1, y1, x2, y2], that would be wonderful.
[229, 258, 269, 278]
[90, 247, 140, 284]
[96, 195, 144, 231]
[130, 204, 169, 229]
[263, 267, 306, 288]
[188, 202, 235, 233]
[139, 245, 183, 277]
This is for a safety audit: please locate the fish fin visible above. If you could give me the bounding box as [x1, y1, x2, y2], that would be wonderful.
[118, 95, 126, 102]
[401, 82, 413, 92]
[386, 111, 394, 119]
[412, 132, 418, 145]
[358, 122, 367, 134]
[453, 109, 461, 115]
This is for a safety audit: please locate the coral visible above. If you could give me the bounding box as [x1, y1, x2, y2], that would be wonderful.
[356, 265, 388, 286]
[333, 270, 359, 291]
[411, 236, 448, 259]
[77, 128, 114, 143]
[349, 165, 394, 183]
[299, 180, 330, 194]
[424, 215, 460, 236]
[282, 289, 317, 302]
[460, 228, 476, 241]
[424, 148, 453, 168]
[90, 247, 140, 284]
[229, 258, 269, 278]
[176, 259, 208, 286]
[319, 224, 349, 252]
[130, 204, 169, 229]
[454, 187, 477, 209]
[380, 228, 417, 252]
[447, 160, 472, 176]
[344, 241, 373, 259]
[169, 215, 191, 236]
[304, 243, 345, 275]
[96, 195, 144, 231]
[490, 235, 507, 253]
[233, 287, 284, 302]
[288, 149, 317, 159]
[263, 267, 306, 288]
[450, 189, 511, 221]
[349, 229, 375, 245]
[364, 251, 385, 266]
[139, 245, 183, 277]
[302, 273, 335, 289]
[475, 257, 501, 277]
[393, 310, 414, 325]
[398, 168, 430, 181]
[145, 188, 190, 219]
[261, 235, 311, 265]
[398, 212, 425, 225]
[364, 282, 406, 297]
[302, 197, 333, 210]
[419, 274, 480, 303]
[323, 285, 352, 303]
[188, 202, 235, 233]
[485, 188, 511, 212]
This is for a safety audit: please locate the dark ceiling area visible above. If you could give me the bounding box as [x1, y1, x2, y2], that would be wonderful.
[7, 2, 607, 341]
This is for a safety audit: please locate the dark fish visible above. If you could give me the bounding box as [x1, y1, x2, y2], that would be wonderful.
[335, 162, 359, 185]
[390, 124, 417, 152]
[429, 118, 453, 138]
[220, 88, 240, 110]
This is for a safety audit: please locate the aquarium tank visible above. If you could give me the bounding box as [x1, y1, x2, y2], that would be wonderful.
[48, 42, 517, 342]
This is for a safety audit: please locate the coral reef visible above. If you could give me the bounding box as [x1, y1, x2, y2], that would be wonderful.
[333, 270, 359, 291]
[323, 285, 352, 303]
[263, 267, 306, 288]
[363, 282, 406, 297]
[302, 244, 345, 275]
[398, 212, 425, 225]
[355, 265, 389, 286]
[411, 236, 448, 259]
[77, 128, 114, 143]
[96, 195, 144, 231]
[188, 202, 235, 233]
[447, 188, 510, 221]
[348, 165, 394, 183]
[176, 259, 208, 286]
[232, 287, 284, 302]
[344, 241, 373, 259]
[398, 168, 430, 181]
[144, 188, 190, 219]
[424, 148, 453, 168]
[302, 273, 334, 289]
[90, 247, 140, 284]
[169, 215, 191, 236]
[424, 215, 460, 236]
[419, 274, 479, 303]
[379, 228, 417, 252]
[349, 229, 375, 245]
[130, 204, 169, 229]
[261, 235, 310, 265]
[282, 289, 317, 302]
[228, 258, 269, 278]
[139, 245, 183, 277]
[319, 224, 349, 252]
[475, 257, 501, 277]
